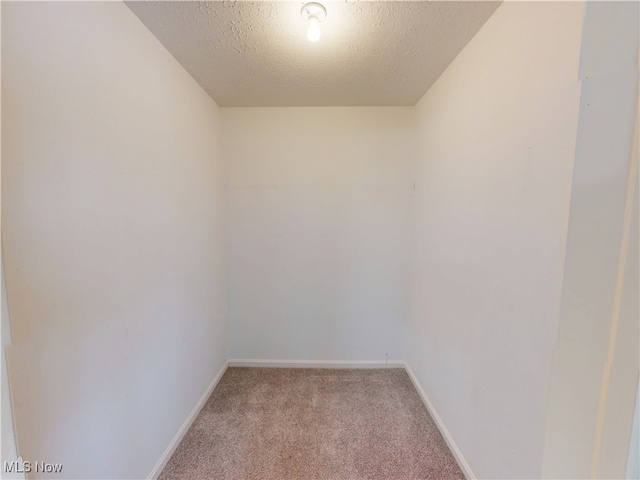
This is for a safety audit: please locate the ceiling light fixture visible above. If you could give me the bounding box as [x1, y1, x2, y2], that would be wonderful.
[301, 2, 326, 43]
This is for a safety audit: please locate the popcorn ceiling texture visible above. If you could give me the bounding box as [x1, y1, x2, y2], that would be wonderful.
[158, 368, 465, 480]
[126, 1, 500, 107]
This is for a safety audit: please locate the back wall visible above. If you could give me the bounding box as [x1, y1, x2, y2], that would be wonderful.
[222, 107, 416, 362]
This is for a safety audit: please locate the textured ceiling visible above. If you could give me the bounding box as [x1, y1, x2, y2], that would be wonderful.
[126, 1, 501, 107]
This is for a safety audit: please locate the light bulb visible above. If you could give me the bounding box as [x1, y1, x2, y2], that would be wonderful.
[307, 16, 321, 42]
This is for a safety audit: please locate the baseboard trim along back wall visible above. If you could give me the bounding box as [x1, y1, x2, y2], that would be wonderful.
[228, 359, 406, 369]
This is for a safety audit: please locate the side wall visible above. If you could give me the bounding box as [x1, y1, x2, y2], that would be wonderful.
[407, 3, 585, 478]
[2, 3, 227, 478]
[222, 108, 416, 363]
[542, 3, 639, 477]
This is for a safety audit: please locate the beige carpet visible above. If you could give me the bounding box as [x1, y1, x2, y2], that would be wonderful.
[159, 367, 465, 480]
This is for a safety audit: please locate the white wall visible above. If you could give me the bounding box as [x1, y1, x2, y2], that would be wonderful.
[543, 4, 639, 477]
[222, 108, 416, 362]
[628, 380, 640, 479]
[406, 3, 585, 478]
[1, 6, 24, 478]
[2, 3, 227, 478]
[2, 258, 23, 480]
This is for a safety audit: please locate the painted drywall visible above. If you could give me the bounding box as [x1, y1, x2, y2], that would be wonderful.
[2, 257, 23, 480]
[628, 380, 640, 479]
[542, 4, 639, 477]
[2, 2, 227, 479]
[222, 107, 416, 362]
[406, 2, 585, 478]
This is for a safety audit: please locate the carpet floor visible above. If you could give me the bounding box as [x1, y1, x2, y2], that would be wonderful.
[158, 367, 465, 480]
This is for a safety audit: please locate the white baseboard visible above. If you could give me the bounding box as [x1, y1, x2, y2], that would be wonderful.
[228, 358, 405, 369]
[147, 362, 228, 480]
[404, 363, 475, 480]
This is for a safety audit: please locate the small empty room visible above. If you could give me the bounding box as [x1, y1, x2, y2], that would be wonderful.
[1, 1, 639, 479]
